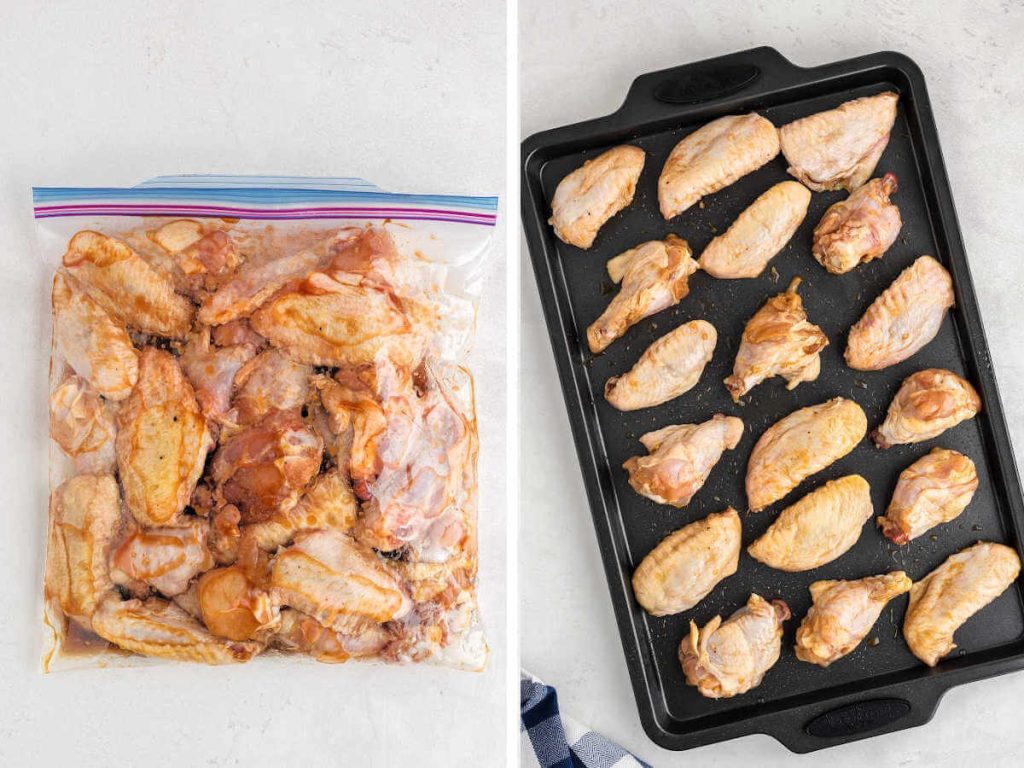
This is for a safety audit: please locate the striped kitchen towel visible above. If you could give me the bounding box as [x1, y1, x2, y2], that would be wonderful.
[521, 673, 651, 768]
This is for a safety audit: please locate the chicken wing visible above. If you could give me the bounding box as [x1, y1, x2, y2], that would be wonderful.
[904, 542, 1021, 666]
[623, 414, 743, 507]
[179, 328, 259, 424]
[878, 448, 978, 544]
[548, 145, 646, 249]
[49, 375, 117, 473]
[273, 608, 391, 662]
[659, 113, 780, 220]
[679, 594, 790, 699]
[812, 173, 901, 274]
[873, 369, 981, 448]
[698, 181, 811, 279]
[795, 572, 911, 666]
[149, 221, 242, 283]
[110, 520, 214, 597]
[632, 508, 740, 616]
[587, 235, 698, 354]
[210, 409, 323, 524]
[62, 230, 194, 338]
[270, 529, 412, 631]
[845, 255, 954, 370]
[316, 372, 388, 493]
[604, 319, 716, 411]
[91, 596, 261, 663]
[197, 566, 279, 641]
[779, 92, 899, 192]
[116, 347, 212, 527]
[46, 474, 124, 630]
[231, 349, 312, 427]
[243, 469, 358, 551]
[724, 277, 828, 401]
[746, 397, 867, 512]
[52, 271, 139, 401]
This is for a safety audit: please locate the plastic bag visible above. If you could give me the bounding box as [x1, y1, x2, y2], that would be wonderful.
[36, 175, 497, 671]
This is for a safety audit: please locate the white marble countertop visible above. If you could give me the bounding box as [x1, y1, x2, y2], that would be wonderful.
[521, 1, 1024, 765]
[0, 2, 506, 766]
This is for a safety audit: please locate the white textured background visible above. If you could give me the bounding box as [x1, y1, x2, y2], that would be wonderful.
[0, 2, 506, 766]
[520, 1, 1024, 765]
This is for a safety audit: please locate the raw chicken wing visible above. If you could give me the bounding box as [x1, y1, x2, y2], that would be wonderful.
[812, 173, 901, 274]
[632, 508, 740, 616]
[244, 469, 358, 551]
[149, 220, 242, 282]
[623, 414, 743, 507]
[604, 319, 716, 411]
[679, 593, 790, 699]
[779, 92, 899, 192]
[746, 397, 866, 512]
[795, 571, 911, 666]
[316, 372, 388, 493]
[110, 520, 214, 597]
[548, 145, 646, 249]
[180, 328, 259, 424]
[197, 566, 278, 641]
[199, 248, 323, 325]
[873, 368, 981, 448]
[904, 542, 1021, 666]
[724, 277, 828, 401]
[274, 608, 390, 662]
[845, 255, 954, 370]
[698, 181, 810, 279]
[232, 349, 312, 427]
[49, 375, 118, 472]
[659, 113, 780, 219]
[587, 235, 698, 354]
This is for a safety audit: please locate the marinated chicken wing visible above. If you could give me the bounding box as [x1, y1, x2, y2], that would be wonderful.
[679, 594, 790, 699]
[232, 349, 312, 427]
[748, 475, 873, 571]
[274, 608, 391, 662]
[46, 474, 124, 630]
[116, 347, 212, 527]
[211, 409, 323, 524]
[812, 173, 901, 274]
[904, 542, 1021, 666]
[548, 145, 646, 249]
[632, 508, 740, 616]
[698, 181, 811, 279]
[180, 328, 259, 424]
[244, 469, 358, 551]
[845, 255, 954, 370]
[587, 235, 698, 354]
[199, 248, 323, 325]
[316, 372, 388, 492]
[270, 529, 411, 631]
[62, 230, 194, 338]
[623, 414, 743, 507]
[873, 369, 981, 448]
[779, 92, 899, 192]
[110, 520, 214, 597]
[49, 375, 117, 473]
[795, 572, 912, 666]
[659, 113, 780, 220]
[197, 566, 278, 641]
[746, 397, 867, 512]
[604, 320, 716, 411]
[91, 596, 261, 663]
[149, 220, 242, 282]
[724, 277, 828, 401]
[878, 448, 978, 544]
[52, 271, 139, 401]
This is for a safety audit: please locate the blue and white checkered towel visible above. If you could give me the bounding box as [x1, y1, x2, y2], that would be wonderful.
[520, 673, 651, 768]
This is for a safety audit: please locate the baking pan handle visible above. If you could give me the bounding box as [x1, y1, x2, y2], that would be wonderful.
[804, 698, 913, 739]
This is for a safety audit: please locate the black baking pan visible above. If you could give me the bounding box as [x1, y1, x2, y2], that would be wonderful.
[520, 47, 1024, 753]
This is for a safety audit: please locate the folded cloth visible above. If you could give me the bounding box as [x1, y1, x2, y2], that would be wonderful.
[520, 672, 651, 768]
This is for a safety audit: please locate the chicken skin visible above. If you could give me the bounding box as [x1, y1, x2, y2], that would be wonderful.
[604, 319, 716, 411]
[62, 230, 194, 338]
[698, 181, 811, 279]
[110, 520, 214, 597]
[679, 594, 790, 699]
[813, 173, 901, 274]
[748, 475, 873, 572]
[244, 469, 358, 551]
[873, 369, 981, 448]
[724, 277, 828, 401]
[316, 372, 389, 493]
[878, 448, 978, 544]
[746, 397, 867, 512]
[179, 328, 259, 424]
[52, 271, 139, 401]
[845, 255, 954, 370]
[548, 145, 646, 249]
[795, 572, 911, 666]
[632, 508, 740, 616]
[904, 542, 1021, 666]
[779, 92, 899, 192]
[587, 235, 698, 354]
[659, 113, 780, 220]
[623, 414, 743, 507]
[231, 349, 312, 427]
[49, 375, 118, 473]
[116, 348, 212, 527]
